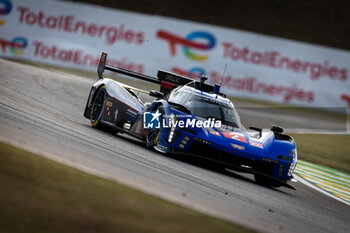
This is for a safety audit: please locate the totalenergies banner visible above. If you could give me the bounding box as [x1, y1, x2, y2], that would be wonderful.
[1, 0, 350, 110]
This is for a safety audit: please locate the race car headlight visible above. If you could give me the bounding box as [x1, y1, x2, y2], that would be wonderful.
[168, 127, 176, 142]
[288, 148, 298, 176]
[290, 148, 298, 160]
[168, 114, 177, 143]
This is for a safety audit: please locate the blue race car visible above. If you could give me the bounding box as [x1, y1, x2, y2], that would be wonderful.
[84, 52, 298, 189]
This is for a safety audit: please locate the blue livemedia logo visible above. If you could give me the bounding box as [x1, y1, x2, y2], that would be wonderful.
[143, 110, 161, 129]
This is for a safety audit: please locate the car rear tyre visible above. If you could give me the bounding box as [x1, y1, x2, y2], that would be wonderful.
[91, 86, 106, 129]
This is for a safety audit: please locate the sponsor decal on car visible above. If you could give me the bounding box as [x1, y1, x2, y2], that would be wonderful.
[193, 136, 211, 145]
[209, 130, 221, 136]
[106, 101, 113, 107]
[231, 143, 245, 150]
[223, 132, 247, 143]
[249, 141, 264, 149]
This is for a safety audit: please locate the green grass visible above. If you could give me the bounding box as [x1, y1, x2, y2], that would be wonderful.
[290, 134, 350, 174]
[0, 142, 254, 233]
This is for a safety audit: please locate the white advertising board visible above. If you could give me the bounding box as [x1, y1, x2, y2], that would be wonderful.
[1, 0, 349, 110]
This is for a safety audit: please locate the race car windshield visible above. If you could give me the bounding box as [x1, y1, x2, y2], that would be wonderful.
[168, 89, 242, 129]
[185, 97, 242, 128]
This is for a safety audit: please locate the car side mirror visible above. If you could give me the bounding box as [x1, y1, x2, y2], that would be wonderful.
[149, 90, 164, 99]
[271, 125, 284, 134]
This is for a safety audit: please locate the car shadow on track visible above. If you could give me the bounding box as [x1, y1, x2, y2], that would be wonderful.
[164, 152, 290, 194]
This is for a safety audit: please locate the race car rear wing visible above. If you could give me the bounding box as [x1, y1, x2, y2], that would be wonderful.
[97, 52, 194, 95]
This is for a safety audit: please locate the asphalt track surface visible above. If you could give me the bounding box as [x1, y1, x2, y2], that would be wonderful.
[0, 59, 349, 233]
